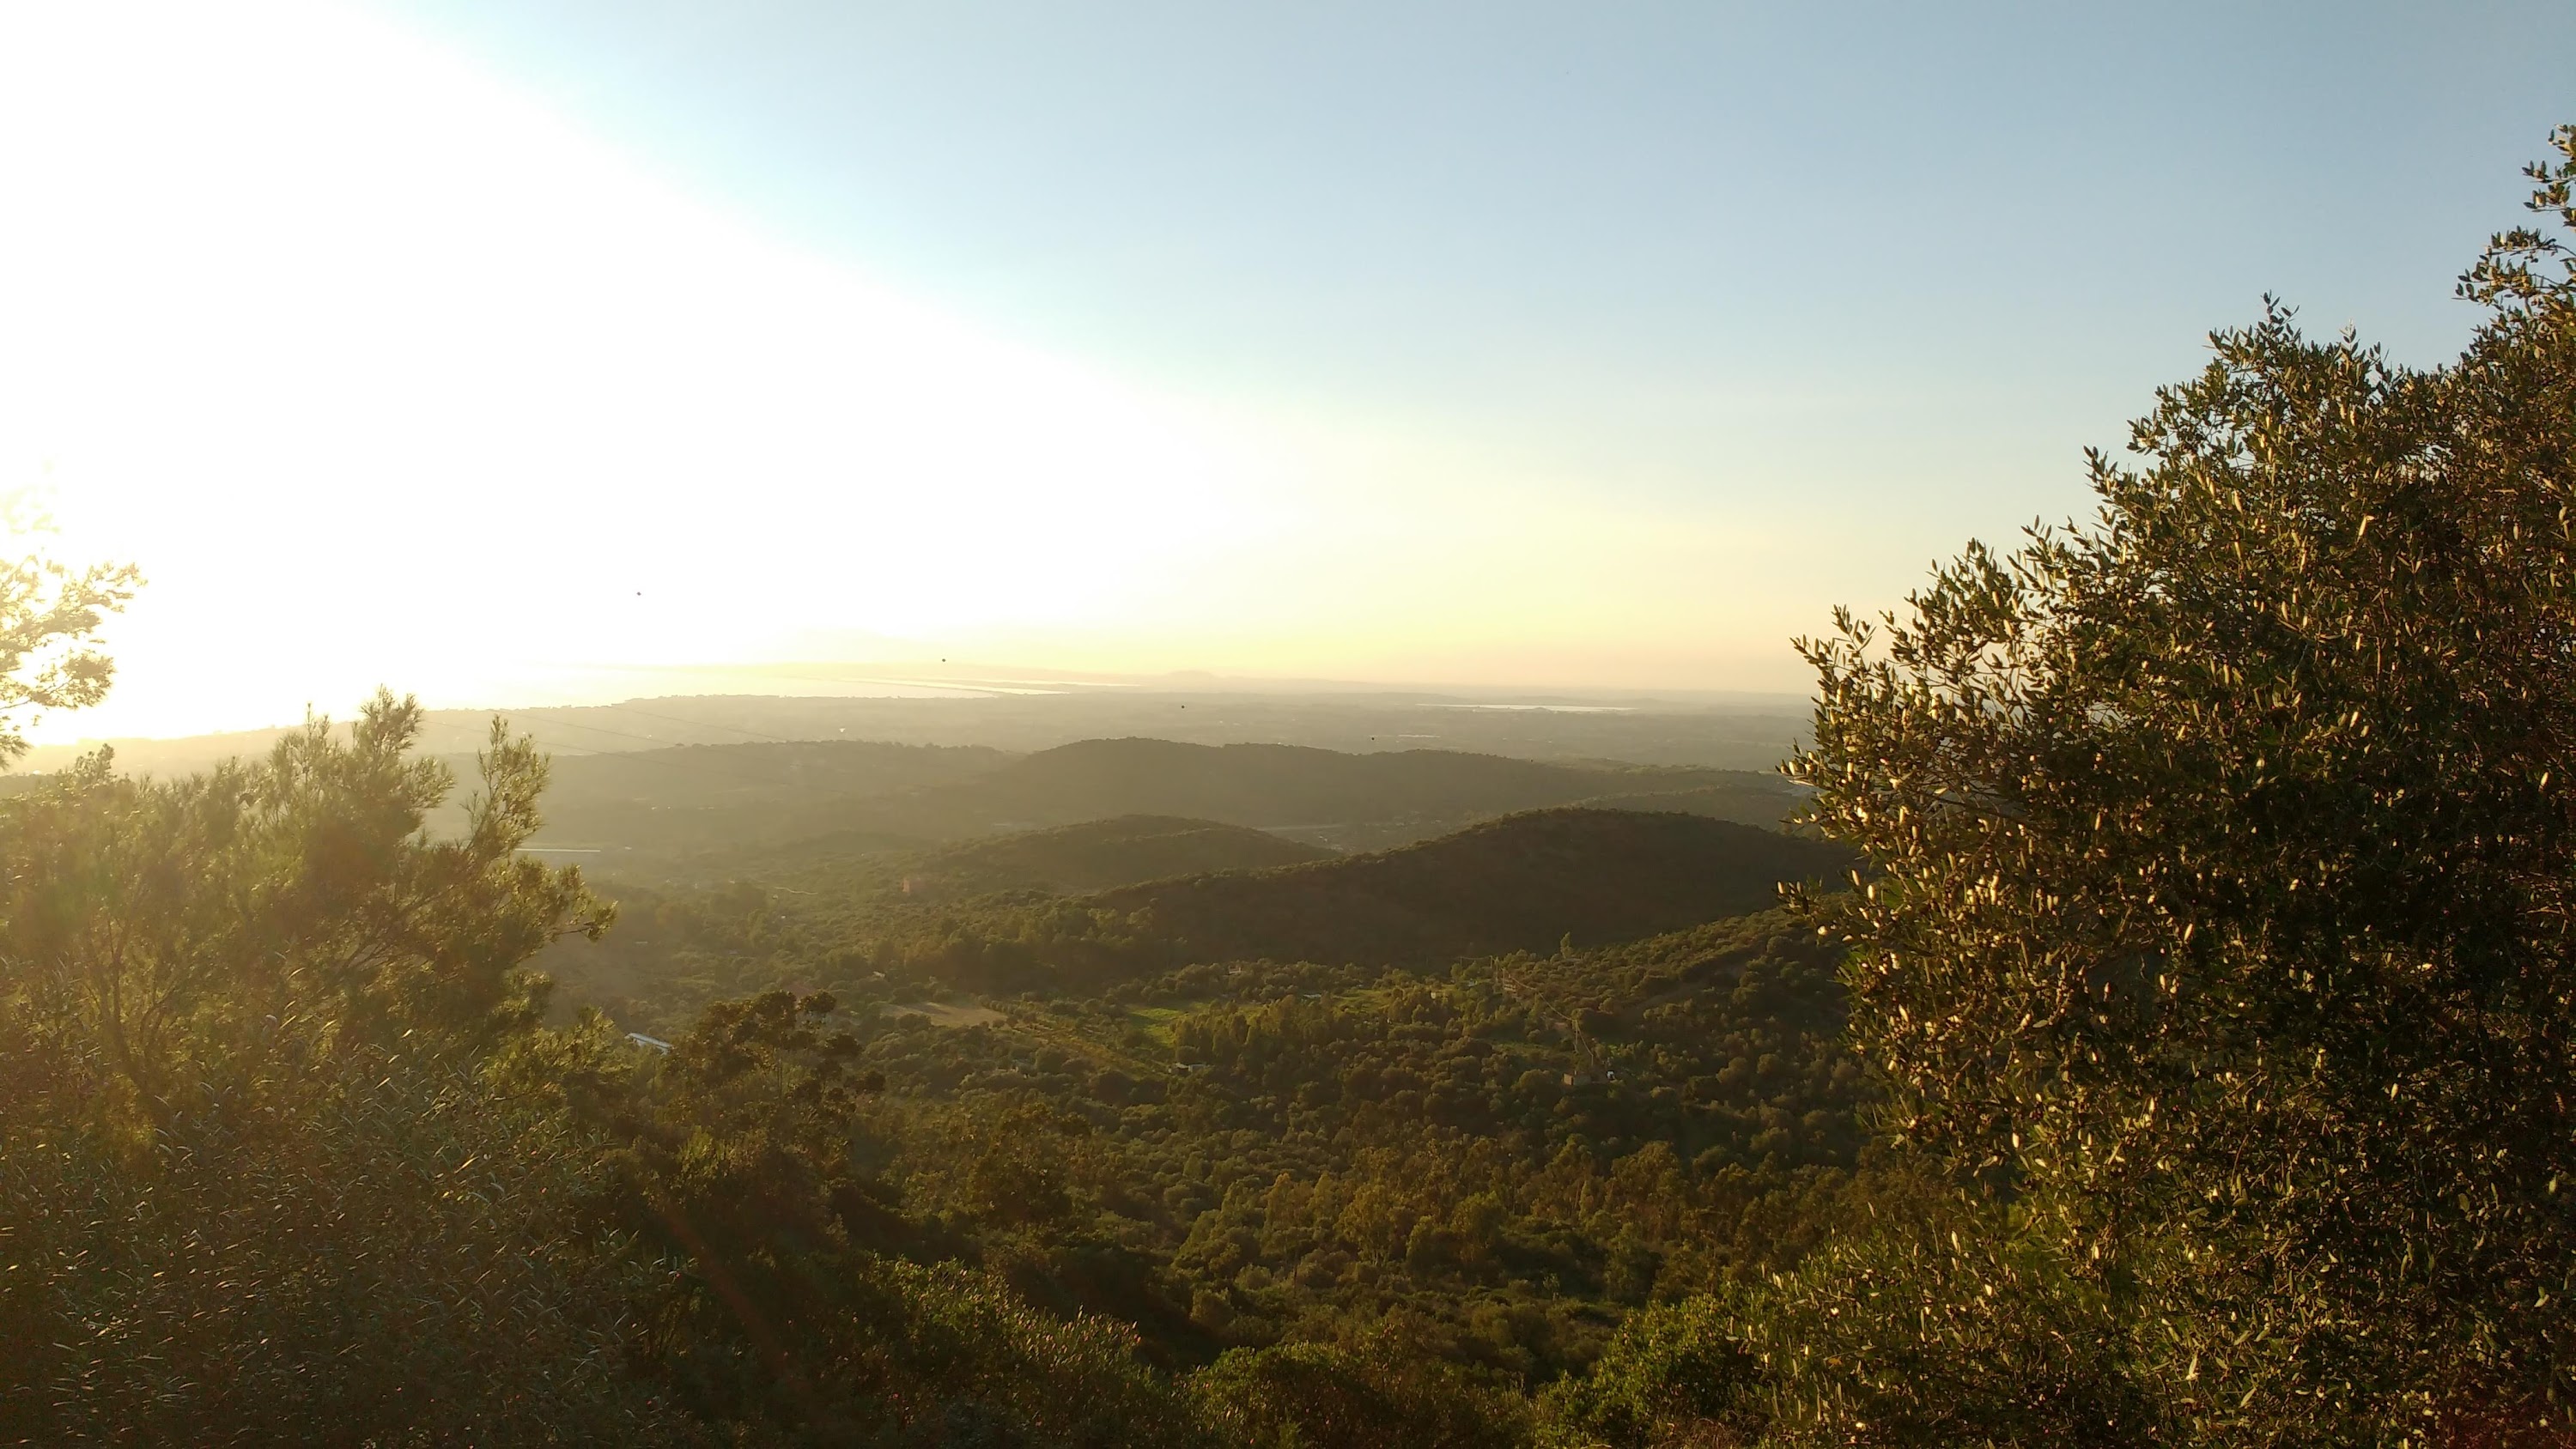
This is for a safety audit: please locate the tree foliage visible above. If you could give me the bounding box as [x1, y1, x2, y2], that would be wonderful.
[0, 694, 672, 1442]
[0, 496, 137, 767]
[1780, 126, 2576, 1440]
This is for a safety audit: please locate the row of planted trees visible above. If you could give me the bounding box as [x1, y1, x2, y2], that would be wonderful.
[4, 126, 2575, 1446]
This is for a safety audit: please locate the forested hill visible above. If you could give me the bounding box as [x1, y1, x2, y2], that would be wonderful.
[908, 738, 1753, 832]
[543, 806, 1855, 1027]
[518, 735, 1804, 866]
[1070, 808, 1854, 977]
[544, 738, 1008, 809]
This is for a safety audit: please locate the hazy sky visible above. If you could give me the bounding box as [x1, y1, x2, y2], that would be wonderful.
[4, 1, 2570, 741]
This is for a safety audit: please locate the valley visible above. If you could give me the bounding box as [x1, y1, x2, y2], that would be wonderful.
[500, 724, 1870, 1426]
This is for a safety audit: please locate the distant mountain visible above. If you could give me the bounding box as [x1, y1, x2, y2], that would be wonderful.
[780, 806, 1858, 994]
[19, 686, 1810, 776]
[544, 739, 1011, 810]
[886, 737, 1771, 837]
[512, 740, 1011, 854]
[518, 736, 1807, 870]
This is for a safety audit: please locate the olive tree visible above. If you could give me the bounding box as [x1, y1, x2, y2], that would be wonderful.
[1786, 129, 2576, 1441]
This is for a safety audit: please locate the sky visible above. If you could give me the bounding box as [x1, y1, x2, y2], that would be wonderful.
[3, 1, 2570, 742]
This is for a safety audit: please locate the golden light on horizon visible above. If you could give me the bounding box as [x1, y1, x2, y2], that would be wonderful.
[2, 1, 1835, 745]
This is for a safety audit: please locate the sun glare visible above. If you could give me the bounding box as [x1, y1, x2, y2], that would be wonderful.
[0, 0, 1309, 741]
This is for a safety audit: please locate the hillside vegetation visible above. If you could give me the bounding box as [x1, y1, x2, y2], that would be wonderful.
[509, 736, 1805, 867]
[3, 694, 1861, 1446]
[543, 806, 1852, 1027]
[1060, 809, 1850, 978]
[816, 910, 1879, 1403]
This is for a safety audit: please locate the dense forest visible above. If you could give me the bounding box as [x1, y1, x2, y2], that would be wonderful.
[3, 130, 2574, 1446]
[543, 803, 1850, 1030]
